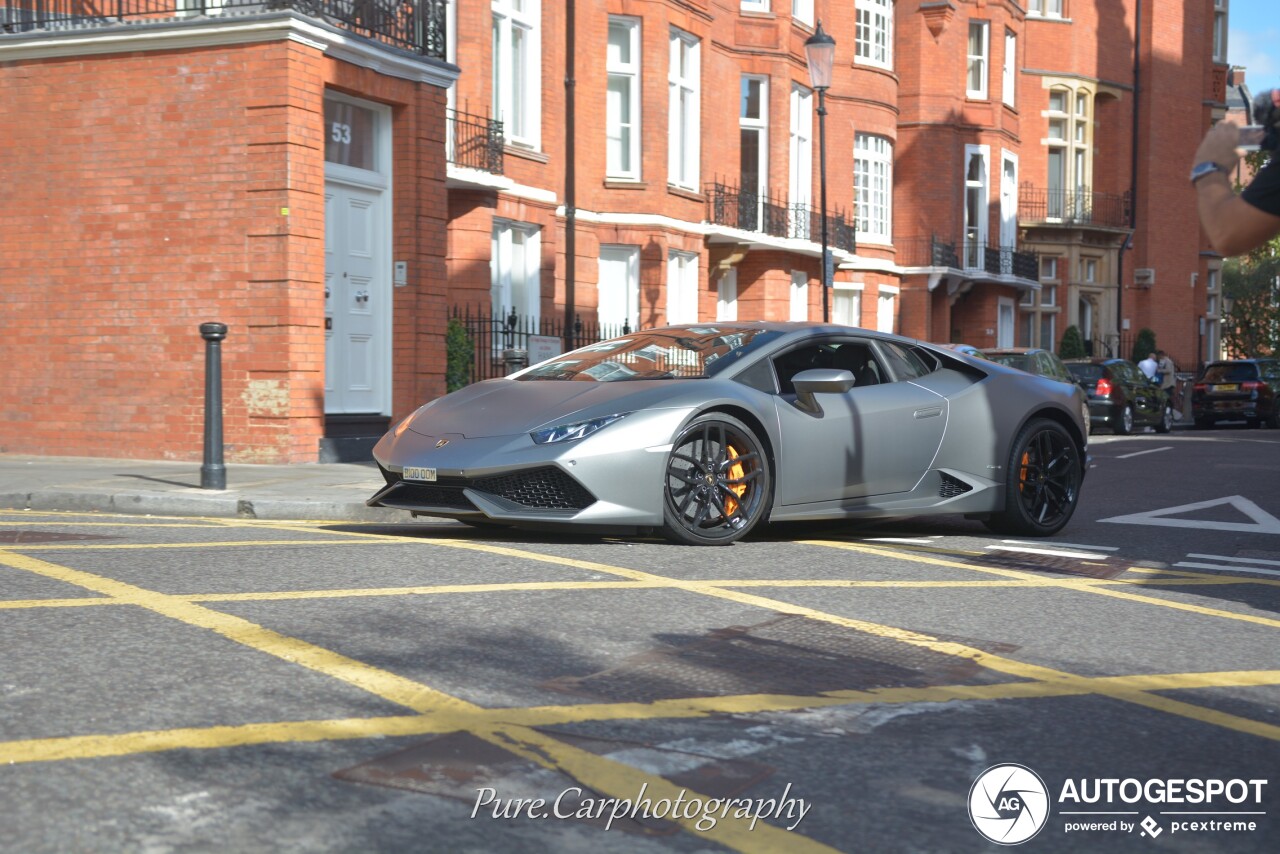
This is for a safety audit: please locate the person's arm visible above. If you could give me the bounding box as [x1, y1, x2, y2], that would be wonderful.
[1193, 120, 1280, 256]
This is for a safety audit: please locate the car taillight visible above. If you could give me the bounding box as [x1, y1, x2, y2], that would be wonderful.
[1242, 381, 1264, 392]
[1193, 383, 1208, 394]
[1096, 378, 1113, 397]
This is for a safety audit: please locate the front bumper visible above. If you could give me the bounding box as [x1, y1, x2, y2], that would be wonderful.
[368, 407, 694, 526]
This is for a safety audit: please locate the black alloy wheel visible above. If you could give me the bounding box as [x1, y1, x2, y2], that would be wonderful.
[661, 414, 770, 546]
[985, 418, 1082, 537]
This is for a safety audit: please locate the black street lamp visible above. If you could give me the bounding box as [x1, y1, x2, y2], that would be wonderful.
[805, 20, 836, 323]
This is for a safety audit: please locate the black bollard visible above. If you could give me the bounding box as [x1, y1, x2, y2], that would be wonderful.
[199, 322, 228, 490]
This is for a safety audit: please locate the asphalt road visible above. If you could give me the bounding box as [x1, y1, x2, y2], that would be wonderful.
[1, 426, 1278, 853]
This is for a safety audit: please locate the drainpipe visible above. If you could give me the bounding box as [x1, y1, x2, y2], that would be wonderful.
[563, 0, 577, 350]
[1123, 0, 1143, 334]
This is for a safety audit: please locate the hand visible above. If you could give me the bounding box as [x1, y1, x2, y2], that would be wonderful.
[1194, 120, 1244, 171]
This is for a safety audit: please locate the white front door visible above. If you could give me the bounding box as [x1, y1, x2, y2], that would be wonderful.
[325, 183, 388, 414]
[997, 297, 1015, 348]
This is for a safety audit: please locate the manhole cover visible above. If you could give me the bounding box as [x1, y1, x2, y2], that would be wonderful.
[542, 614, 999, 704]
[0, 531, 117, 544]
[334, 730, 774, 835]
[980, 550, 1124, 579]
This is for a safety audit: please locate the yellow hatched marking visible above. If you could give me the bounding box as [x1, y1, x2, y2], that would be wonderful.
[6, 670, 1279, 767]
[804, 540, 1280, 630]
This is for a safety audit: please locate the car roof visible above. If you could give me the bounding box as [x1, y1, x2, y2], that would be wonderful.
[983, 347, 1046, 355]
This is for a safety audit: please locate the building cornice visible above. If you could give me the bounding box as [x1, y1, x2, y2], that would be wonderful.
[0, 13, 459, 88]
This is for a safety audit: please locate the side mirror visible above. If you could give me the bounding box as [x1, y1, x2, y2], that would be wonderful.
[793, 368, 855, 415]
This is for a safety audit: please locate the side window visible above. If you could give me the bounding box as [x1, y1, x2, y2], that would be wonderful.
[876, 341, 929, 381]
[771, 344, 835, 395]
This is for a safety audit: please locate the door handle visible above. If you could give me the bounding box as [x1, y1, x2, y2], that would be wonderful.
[355, 290, 369, 303]
[914, 406, 943, 419]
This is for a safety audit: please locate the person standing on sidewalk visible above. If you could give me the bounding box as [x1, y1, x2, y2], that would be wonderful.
[1156, 350, 1179, 415]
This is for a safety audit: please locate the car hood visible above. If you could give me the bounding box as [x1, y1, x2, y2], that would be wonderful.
[404, 378, 697, 438]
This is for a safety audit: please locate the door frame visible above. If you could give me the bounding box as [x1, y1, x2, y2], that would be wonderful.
[324, 92, 393, 417]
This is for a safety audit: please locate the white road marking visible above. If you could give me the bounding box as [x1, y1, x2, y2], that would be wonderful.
[1099, 495, 1280, 535]
[1187, 553, 1280, 567]
[1173, 562, 1280, 579]
[1116, 446, 1173, 459]
[1002, 540, 1119, 551]
[985, 546, 1111, 560]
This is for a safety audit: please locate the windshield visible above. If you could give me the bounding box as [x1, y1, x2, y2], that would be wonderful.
[515, 327, 785, 382]
[986, 353, 1036, 373]
[1202, 363, 1260, 383]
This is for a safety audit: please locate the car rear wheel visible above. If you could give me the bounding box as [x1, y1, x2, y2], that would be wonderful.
[1155, 404, 1173, 434]
[661, 414, 770, 546]
[1114, 404, 1135, 435]
[984, 418, 1082, 537]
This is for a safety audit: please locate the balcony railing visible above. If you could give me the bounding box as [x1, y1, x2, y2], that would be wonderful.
[705, 181, 856, 254]
[446, 109, 503, 175]
[1019, 185, 1131, 229]
[1, 1, 447, 58]
[898, 235, 1038, 281]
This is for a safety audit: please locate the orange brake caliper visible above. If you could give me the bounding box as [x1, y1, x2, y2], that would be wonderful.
[724, 446, 747, 516]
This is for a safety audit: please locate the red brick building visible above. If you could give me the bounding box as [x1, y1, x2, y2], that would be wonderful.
[0, 1, 1227, 464]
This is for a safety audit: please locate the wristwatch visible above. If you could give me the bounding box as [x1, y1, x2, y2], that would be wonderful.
[1190, 161, 1227, 184]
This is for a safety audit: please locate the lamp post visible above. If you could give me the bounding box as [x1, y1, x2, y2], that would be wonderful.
[805, 20, 836, 323]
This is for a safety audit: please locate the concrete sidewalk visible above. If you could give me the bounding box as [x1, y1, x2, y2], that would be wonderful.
[0, 454, 410, 522]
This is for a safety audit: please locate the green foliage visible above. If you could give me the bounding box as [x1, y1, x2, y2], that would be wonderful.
[1130, 328, 1157, 365]
[1221, 256, 1280, 358]
[445, 318, 474, 393]
[1058, 325, 1087, 359]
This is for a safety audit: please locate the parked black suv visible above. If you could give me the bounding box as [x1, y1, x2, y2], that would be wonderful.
[1191, 359, 1280, 429]
[1065, 358, 1172, 435]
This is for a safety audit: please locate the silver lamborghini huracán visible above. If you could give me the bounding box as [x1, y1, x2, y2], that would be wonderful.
[369, 323, 1089, 545]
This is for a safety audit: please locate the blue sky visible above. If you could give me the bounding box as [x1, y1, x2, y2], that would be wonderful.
[1229, 0, 1278, 87]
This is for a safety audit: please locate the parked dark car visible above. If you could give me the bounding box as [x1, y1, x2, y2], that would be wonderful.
[983, 347, 1089, 429]
[1064, 358, 1172, 435]
[1191, 359, 1280, 429]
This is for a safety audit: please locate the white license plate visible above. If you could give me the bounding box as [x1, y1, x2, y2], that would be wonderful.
[401, 466, 437, 482]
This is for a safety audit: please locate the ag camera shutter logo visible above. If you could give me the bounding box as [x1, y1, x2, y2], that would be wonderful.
[968, 764, 1050, 845]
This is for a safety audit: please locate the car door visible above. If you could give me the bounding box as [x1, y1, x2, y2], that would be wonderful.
[1124, 362, 1161, 422]
[771, 337, 948, 505]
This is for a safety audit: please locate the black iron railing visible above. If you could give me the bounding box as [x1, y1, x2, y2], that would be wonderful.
[451, 306, 634, 385]
[705, 181, 856, 253]
[1, 1, 447, 58]
[898, 235, 1038, 280]
[446, 109, 503, 175]
[1019, 185, 1131, 229]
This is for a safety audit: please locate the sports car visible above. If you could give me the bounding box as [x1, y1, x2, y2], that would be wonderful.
[369, 323, 1089, 545]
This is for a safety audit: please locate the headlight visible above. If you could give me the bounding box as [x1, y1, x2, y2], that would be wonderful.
[531, 413, 629, 445]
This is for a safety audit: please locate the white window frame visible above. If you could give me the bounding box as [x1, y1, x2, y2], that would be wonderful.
[789, 84, 813, 238]
[877, 290, 896, 334]
[789, 271, 809, 322]
[967, 21, 990, 100]
[999, 151, 1018, 254]
[792, 1, 814, 27]
[491, 220, 541, 324]
[492, 0, 541, 149]
[598, 245, 640, 332]
[717, 268, 739, 321]
[1029, 0, 1064, 18]
[607, 17, 641, 180]
[854, 133, 893, 244]
[740, 75, 769, 226]
[668, 28, 701, 191]
[1214, 1, 1229, 64]
[855, 0, 894, 70]
[741, 0, 770, 11]
[833, 283, 862, 327]
[963, 145, 990, 269]
[1002, 30, 1016, 108]
[667, 250, 699, 324]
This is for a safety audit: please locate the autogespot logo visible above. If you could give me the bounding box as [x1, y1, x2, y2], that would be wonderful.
[969, 764, 1051, 845]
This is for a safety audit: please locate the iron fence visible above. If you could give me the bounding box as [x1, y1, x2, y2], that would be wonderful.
[451, 306, 633, 385]
[1, 0, 447, 58]
[446, 109, 504, 175]
[1019, 185, 1132, 229]
[897, 235, 1038, 280]
[705, 180, 856, 253]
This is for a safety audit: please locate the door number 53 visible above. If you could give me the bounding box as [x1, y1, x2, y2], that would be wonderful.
[331, 122, 352, 144]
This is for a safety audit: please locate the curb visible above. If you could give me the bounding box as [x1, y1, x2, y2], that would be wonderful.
[0, 490, 407, 523]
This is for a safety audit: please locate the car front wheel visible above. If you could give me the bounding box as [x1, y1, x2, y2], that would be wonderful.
[661, 414, 770, 546]
[984, 418, 1082, 537]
